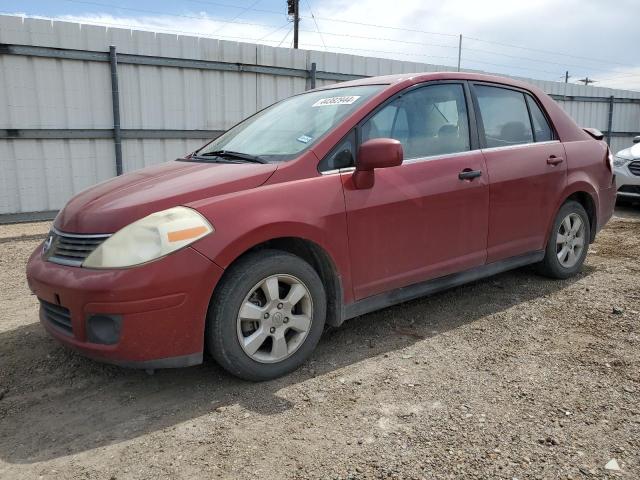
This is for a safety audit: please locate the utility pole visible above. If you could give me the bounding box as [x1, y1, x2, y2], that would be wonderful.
[287, 0, 300, 49]
[457, 34, 462, 72]
[578, 77, 596, 86]
[564, 71, 569, 83]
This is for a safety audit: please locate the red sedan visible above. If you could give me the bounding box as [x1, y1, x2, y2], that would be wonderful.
[26, 72, 616, 380]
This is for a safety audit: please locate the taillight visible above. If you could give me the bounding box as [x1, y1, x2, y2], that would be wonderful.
[606, 149, 613, 171]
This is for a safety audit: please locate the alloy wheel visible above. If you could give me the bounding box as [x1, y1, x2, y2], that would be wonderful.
[556, 213, 586, 268]
[236, 274, 313, 363]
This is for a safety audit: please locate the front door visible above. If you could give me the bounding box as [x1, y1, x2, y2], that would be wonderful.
[342, 82, 490, 300]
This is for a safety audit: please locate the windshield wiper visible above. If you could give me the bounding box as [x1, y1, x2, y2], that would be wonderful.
[197, 150, 268, 164]
[188, 155, 237, 164]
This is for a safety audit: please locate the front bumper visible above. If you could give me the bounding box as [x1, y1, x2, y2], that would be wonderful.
[614, 163, 640, 198]
[26, 245, 224, 368]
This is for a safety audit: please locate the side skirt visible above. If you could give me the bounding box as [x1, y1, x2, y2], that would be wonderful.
[342, 250, 545, 321]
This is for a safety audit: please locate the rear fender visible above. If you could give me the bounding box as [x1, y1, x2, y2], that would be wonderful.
[544, 181, 598, 246]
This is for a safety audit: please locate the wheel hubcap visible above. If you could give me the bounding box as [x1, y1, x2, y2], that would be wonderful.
[236, 274, 313, 364]
[556, 213, 586, 268]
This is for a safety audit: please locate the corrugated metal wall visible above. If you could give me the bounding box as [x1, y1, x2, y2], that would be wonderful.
[1, 15, 639, 217]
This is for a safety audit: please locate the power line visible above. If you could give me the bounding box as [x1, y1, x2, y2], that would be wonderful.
[59, 0, 638, 73]
[304, 0, 326, 51]
[9, 7, 639, 87]
[461, 45, 628, 74]
[459, 56, 563, 76]
[277, 27, 293, 48]
[464, 36, 630, 68]
[598, 71, 640, 82]
[62, 0, 278, 29]
[187, 0, 283, 16]
[210, 0, 261, 35]
[297, 43, 459, 64]
[299, 15, 458, 38]
[299, 29, 458, 49]
[62, 0, 634, 70]
[257, 22, 290, 41]
[11, 12, 287, 45]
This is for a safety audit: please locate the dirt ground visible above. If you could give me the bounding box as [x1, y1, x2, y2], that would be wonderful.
[0, 207, 639, 480]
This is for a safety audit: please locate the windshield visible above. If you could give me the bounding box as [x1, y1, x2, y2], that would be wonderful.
[195, 85, 384, 162]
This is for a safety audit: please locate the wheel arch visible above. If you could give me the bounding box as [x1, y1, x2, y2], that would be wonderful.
[565, 191, 597, 242]
[547, 185, 598, 244]
[210, 234, 346, 328]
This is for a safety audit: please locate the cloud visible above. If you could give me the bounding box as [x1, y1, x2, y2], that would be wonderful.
[7, 0, 640, 91]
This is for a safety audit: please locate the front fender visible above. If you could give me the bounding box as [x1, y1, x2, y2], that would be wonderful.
[187, 174, 354, 303]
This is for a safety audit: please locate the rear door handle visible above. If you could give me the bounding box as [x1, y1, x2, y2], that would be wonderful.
[458, 169, 482, 181]
[547, 155, 564, 166]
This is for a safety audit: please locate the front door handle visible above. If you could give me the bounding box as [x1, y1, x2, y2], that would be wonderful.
[547, 155, 564, 166]
[458, 169, 482, 181]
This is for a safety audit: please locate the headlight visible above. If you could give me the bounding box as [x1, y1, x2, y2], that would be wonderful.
[613, 155, 630, 168]
[83, 206, 213, 269]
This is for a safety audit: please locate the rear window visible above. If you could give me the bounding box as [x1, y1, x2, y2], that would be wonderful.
[526, 94, 554, 142]
[475, 85, 534, 148]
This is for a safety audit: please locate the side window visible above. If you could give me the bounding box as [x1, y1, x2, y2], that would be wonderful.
[318, 130, 356, 172]
[475, 85, 534, 148]
[526, 94, 553, 142]
[361, 83, 470, 160]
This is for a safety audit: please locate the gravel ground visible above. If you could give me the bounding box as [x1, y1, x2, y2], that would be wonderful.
[0, 207, 639, 480]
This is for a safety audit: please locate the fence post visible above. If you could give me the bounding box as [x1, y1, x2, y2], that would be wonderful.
[309, 62, 317, 90]
[109, 45, 123, 176]
[606, 95, 614, 146]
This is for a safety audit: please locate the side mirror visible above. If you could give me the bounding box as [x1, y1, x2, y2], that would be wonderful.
[352, 138, 403, 189]
[633, 136, 640, 144]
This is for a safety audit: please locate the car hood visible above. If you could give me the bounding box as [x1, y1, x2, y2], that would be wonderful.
[55, 160, 277, 233]
[617, 143, 640, 160]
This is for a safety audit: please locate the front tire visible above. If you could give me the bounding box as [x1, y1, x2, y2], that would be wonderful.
[537, 200, 590, 279]
[206, 250, 326, 381]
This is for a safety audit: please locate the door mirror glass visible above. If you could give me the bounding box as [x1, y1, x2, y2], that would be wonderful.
[633, 136, 640, 144]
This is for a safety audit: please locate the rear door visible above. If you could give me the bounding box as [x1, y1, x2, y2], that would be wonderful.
[339, 82, 490, 300]
[471, 83, 567, 263]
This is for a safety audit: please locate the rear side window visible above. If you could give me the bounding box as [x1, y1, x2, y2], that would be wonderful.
[474, 85, 534, 148]
[361, 83, 471, 159]
[526, 94, 553, 142]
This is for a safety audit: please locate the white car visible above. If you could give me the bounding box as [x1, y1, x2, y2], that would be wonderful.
[614, 136, 640, 201]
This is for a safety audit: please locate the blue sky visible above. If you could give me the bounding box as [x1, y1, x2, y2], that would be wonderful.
[2, 0, 640, 91]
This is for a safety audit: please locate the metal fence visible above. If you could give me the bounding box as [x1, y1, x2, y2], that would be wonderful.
[1, 15, 639, 222]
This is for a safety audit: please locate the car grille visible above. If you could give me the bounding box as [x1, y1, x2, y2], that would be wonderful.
[629, 161, 640, 176]
[39, 299, 73, 335]
[618, 185, 640, 195]
[44, 229, 110, 267]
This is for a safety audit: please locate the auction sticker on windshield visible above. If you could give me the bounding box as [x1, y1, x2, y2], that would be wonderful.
[312, 96, 361, 107]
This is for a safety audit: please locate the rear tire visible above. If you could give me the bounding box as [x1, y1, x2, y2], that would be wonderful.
[537, 201, 590, 279]
[206, 249, 326, 381]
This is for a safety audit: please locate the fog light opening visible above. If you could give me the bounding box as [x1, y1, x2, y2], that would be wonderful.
[86, 314, 122, 345]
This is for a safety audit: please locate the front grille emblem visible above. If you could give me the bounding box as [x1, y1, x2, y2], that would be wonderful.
[42, 233, 54, 255]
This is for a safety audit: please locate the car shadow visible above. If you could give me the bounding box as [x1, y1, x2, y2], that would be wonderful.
[0, 265, 594, 464]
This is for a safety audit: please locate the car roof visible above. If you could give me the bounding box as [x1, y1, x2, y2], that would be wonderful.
[321, 71, 540, 93]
